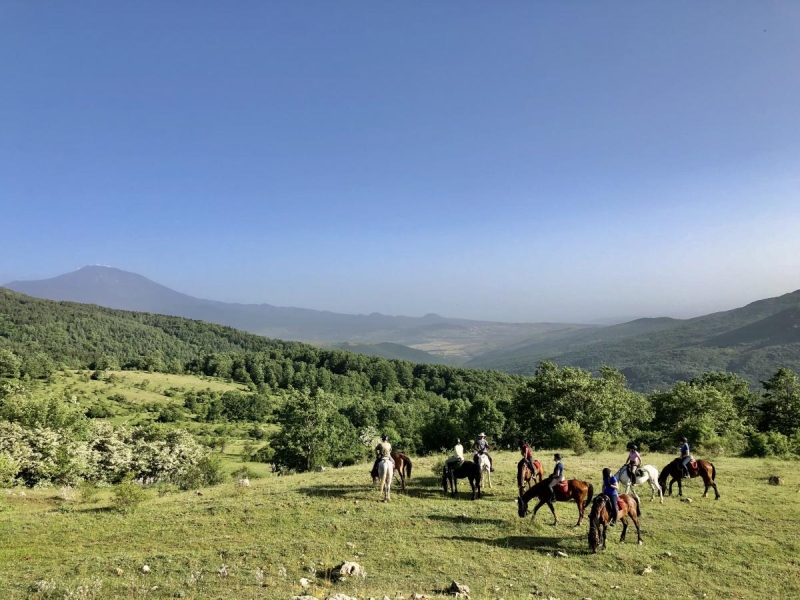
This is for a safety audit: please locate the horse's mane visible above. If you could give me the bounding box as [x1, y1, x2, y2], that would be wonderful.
[520, 477, 549, 503]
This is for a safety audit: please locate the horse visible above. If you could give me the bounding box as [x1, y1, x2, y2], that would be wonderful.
[658, 457, 719, 499]
[517, 459, 545, 495]
[370, 451, 413, 491]
[442, 460, 482, 500]
[377, 456, 394, 502]
[613, 464, 663, 504]
[474, 453, 492, 489]
[516, 477, 594, 526]
[587, 493, 643, 553]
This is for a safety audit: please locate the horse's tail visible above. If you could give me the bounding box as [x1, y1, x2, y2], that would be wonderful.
[711, 461, 716, 481]
[635, 495, 641, 517]
[584, 482, 594, 508]
[517, 460, 524, 490]
[405, 456, 413, 480]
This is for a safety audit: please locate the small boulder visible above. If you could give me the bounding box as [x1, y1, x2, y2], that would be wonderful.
[556, 551, 569, 558]
[113, 567, 124, 576]
[141, 565, 150, 574]
[331, 561, 366, 581]
[299, 577, 311, 589]
[768, 475, 784, 486]
[447, 580, 470, 597]
[641, 565, 653, 575]
[292, 596, 319, 600]
[325, 595, 357, 600]
[680, 497, 692, 503]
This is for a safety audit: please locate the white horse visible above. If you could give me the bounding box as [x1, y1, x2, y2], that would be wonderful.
[378, 456, 394, 502]
[474, 453, 492, 489]
[614, 464, 663, 504]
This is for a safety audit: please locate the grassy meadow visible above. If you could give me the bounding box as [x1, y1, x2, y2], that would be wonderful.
[2, 448, 799, 600]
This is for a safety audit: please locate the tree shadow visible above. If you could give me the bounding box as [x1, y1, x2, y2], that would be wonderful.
[297, 484, 371, 499]
[440, 534, 584, 553]
[427, 514, 505, 526]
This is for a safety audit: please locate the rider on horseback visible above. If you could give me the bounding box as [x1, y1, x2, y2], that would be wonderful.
[373, 434, 392, 475]
[473, 433, 494, 472]
[626, 443, 641, 483]
[679, 436, 693, 479]
[602, 467, 619, 526]
[445, 438, 465, 471]
[519, 439, 535, 474]
[548, 453, 564, 503]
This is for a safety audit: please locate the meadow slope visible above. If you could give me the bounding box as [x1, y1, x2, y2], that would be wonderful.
[2, 451, 799, 600]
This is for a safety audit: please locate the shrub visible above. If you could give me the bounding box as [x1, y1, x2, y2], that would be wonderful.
[0, 451, 19, 487]
[251, 444, 275, 463]
[745, 432, 791, 457]
[431, 457, 446, 478]
[175, 454, 225, 490]
[589, 431, 616, 452]
[86, 404, 113, 419]
[552, 420, 588, 455]
[78, 481, 100, 503]
[111, 479, 148, 513]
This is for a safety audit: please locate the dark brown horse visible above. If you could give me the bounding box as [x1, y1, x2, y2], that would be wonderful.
[370, 451, 413, 491]
[587, 493, 643, 553]
[442, 460, 482, 500]
[516, 477, 594, 526]
[517, 459, 545, 495]
[658, 457, 719, 499]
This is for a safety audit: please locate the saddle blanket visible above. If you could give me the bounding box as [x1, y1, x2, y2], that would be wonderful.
[556, 479, 568, 494]
[689, 459, 698, 470]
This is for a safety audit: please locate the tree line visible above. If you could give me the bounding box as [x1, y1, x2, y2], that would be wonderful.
[1, 288, 800, 475]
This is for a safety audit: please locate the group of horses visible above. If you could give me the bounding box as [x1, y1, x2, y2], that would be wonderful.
[515, 456, 719, 553]
[372, 450, 720, 553]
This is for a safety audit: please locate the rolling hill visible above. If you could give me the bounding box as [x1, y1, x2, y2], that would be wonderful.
[4, 266, 591, 361]
[468, 289, 800, 390]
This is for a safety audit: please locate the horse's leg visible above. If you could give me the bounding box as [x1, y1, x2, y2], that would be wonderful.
[602, 522, 607, 550]
[574, 494, 584, 527]
[487, 464, 492, 489]
[632, 510, 643, 544]
[620, 515, 628, 543]
[677, 477, 683, 497]
[531, 499, 546, 522]
[546, 500, 558, 526]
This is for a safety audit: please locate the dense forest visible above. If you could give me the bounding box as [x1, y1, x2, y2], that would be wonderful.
[2, 288, 800, 484]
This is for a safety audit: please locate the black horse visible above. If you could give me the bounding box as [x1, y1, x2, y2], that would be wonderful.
[442, 460, 482, 500]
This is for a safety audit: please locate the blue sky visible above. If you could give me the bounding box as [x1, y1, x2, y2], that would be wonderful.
[2, 2, 799, 322]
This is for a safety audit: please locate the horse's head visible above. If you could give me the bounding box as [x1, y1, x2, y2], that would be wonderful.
[516, 496, 528, 518]
[588, 524, 600, 553]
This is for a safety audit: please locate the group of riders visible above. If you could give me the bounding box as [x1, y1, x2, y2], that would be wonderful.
[373, 431, 696, 525]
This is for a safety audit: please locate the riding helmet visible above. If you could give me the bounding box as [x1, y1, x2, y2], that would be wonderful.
[455, 438, 460, 443]
[680, 436, 688, 442]
[478, 433, 486, 438]
[381, 435, 388, 442]
[630, 444, 638, 451]
[554, 453, 562, 460]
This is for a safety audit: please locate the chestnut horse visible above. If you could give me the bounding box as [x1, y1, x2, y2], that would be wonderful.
[587, 493, 643, 553]
[516, 477, 594, 526]
[371, 451, 413, 491]
[658, 457, 719, 499]
[517, 459, 545, 495]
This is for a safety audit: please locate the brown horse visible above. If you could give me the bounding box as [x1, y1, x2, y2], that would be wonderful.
[517, 459, 545, 495]
[587, 493, 643, 553]
[516, 477, 594, 526]
[658, 457, 719, 499]
[371, 451, 413, 491]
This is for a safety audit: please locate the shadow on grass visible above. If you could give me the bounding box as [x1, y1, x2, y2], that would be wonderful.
[297, 475, 446, 500]
[440, 534, 572, 552]
[427, 514, 506, 526]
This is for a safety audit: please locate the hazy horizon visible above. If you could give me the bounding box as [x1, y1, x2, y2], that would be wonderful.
[3, 3, 800, 323]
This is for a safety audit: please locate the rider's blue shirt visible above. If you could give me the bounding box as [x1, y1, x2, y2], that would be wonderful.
[680, 443, 690, 456]
[603, 475, 618, 497]
[553, 461, 563, 478]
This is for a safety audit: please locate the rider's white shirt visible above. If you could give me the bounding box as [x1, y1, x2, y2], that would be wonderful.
[454, 444, 464, 460]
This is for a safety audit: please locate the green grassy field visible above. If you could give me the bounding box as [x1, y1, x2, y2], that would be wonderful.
[2, 450, 798, 600]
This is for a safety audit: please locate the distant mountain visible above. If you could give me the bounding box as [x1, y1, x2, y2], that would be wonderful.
[468, 289, 800, 390]
[4, 266, 591, 361]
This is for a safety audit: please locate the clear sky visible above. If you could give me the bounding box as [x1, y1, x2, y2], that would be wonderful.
[2, 2, 799, 323]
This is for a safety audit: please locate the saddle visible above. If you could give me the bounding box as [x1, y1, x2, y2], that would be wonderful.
[688, 460, 698, 470]
[602, 494, 626, 512]
[532, 460, 541, 472]
[555, 479, 569, 494]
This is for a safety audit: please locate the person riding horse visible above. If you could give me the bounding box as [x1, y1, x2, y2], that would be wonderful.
[473, 433, 494, 472]
[373, 435, 392, 475]
[679, 436, 693, 479]
[602, 466, 620, 526]
[625, 443, 641, 482]
[548, 453, 565, 503]
[445, 438, 465, 471]
[519, 439, 535, 474]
